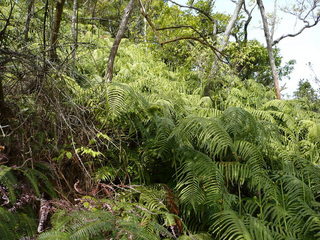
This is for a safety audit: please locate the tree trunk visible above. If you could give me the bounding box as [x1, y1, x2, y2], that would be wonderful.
[219, 0, 245, 51]
[43, 0, 49, 71]
[0, 72, 5, 117]
[143, 16, 147, 43]
[49, 0, 66, 62]
[0, 55, 10, 120]
[23, 0, 35, 41]
[210, 0, 244, 76]
[71, 0, 78, 64]
[0, 3, 14, 119]
[257, 0, 281, 100]
[104, 0, 135, 82]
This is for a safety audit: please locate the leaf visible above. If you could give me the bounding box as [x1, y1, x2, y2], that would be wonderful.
[66, 152, 72, 159]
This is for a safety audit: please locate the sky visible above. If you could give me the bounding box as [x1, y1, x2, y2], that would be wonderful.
[214, 0, 320, 97]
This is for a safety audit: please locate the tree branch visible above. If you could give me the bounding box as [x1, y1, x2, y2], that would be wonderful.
[0, 0, 15, 42]
[272, 16, 320, 45]
[219, 0, 245, 51]
[160, 36, 227, 63]
[243, 2, 256, 43]
[156, 25, 205, 39]
[138, 0, 162, 42]
[167, 0, 215, 23]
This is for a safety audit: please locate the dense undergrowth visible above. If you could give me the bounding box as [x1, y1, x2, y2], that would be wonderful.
[1, 1, 320, 240]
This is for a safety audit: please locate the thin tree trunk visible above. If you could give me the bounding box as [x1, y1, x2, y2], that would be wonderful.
[43, 0, 49, 71]
[0, 53, 10, 120]
[210, 0, 244, 76]
[270, 0, 278, 42]
[257, 0, 281, 100]
[143, 16, 147, 43]
[0, 73, 5, 117]
[91, 0, 98, 32]
[104, 0, 135, 82]
[138, 0, 161, 43]
[23, 0, 35, 41]
[0, 2, 15, 119]
[71, 0, 78, 64]
[219, 0, 245, 51]
[49, 0, 66, 62]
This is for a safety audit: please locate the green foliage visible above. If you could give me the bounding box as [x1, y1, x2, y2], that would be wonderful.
[0, 207, 37, 239]
[0, 164, 56, 201]
[294, 79, 320, 112]
[2, 0, 320, 239]
[39, 186, 175, 240]
[225, 41, 295, 86]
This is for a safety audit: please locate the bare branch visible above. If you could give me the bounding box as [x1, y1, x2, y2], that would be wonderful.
[272, 15, 320, 45]
[167, 0, 215, 23]
[270, 0, 278, 41]
[138, 0, 162, 42]
[156, 25, 205, 39]
[37, 199, 51, 233]
[0, 0, 15, 42]
[160, 36, 228, 63]
[243, 2, 256, 43]
[274, 0, 320, 45]
[219, 0, 245, 51]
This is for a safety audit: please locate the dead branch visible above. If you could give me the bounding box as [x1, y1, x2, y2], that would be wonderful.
[37, 199, 51, 233]
[272, 15, 320, 45]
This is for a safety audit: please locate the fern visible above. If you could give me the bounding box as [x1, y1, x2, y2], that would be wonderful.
[210, 210, 252, 240]
[0, 207, 37, 239]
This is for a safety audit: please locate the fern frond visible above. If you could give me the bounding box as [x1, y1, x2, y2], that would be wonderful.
[38, 231, 70, 240]
[0, 166, 17, 202]
[210, 210, 252, 240]
[245, 216, 274, 240]
[174, 117, 233, 158]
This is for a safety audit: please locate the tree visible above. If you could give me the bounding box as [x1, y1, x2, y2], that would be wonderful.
[49, 0, 66, 62]
[104, 0, 135, 82]
[272, 0, 320, 45]
[294, 79, 319, 101]
[257, 0, 281, 99]
[71, 0, 78, 64]
[225, 40, 295, 86]
[219, 0, 245, 51]
[0, 0, 15, 119]
[257, 0, 320, 99]
[23, 0, 35, 41]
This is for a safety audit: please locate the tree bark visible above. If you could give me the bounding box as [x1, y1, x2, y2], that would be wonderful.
[0, 2, 15, 119]
[23, 0, 35, 41]
[0, 72, 5, 117]
[0, 57, 10, 120]
[257, 0, 281, 100]
[49, 0, 66, 62]
[71, 0, 78, 64]
[43, 0, 49, 71]
[270, 0, 278, 42]
[104, 0, 135, 82]
[219, 0, 245, 51]
[210, 0, 244, 76]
